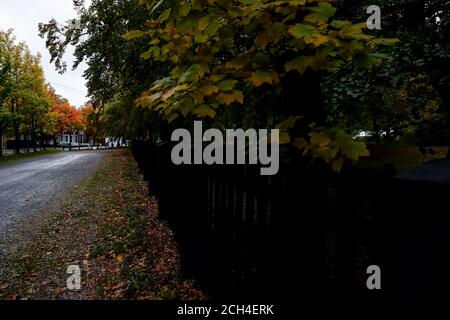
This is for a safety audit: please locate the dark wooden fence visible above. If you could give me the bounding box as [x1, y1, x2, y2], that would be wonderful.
[131, 140, 450, 303]
[131, 140, 402, 300]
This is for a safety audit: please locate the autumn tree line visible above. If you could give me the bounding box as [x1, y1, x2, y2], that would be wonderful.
[31, 0, 450, 169]
[0, 30, 104, 156]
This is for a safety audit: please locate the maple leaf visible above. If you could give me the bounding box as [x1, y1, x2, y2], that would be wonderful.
[217, 90, 244, 105]
[246, 70, 278, 87]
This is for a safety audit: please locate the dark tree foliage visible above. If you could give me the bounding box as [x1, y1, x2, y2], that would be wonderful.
[324, 0, 450, 153]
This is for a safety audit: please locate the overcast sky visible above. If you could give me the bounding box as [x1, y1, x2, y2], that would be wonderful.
[0, 0, 89, 108]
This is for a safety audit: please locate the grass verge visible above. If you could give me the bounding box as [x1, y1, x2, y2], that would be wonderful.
[0, 150, 204, 300]
[0, 149, 61, 165]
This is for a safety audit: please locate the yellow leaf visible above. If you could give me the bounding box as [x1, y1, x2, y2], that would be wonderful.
[310, 131, 332, 147]
[285, 56, 316, 74]
[122, 30, 145, 40]
[305, 34, 329, 47]
[192, 85, 220, 104]
[255, 31, 273, 49]
[200, 85, 220, 96]
[140, 92, 163, 106]
[197, 17, 210, 32]
[331, 158, 345, 173]
[293, 138, 307, 149]
[279, 131, 291, 145]
[217, 90, 244, 105]
[193, 104, 216, 118]
[246, 70, 277, 87]
[225, 57, 248, 70]
[161, 85, 189, 101]
[276, 116, 302, 130]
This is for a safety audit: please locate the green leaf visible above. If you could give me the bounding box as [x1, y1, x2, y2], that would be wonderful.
[293, 138, 307, 149]
[200, 85, 220, 96]
[331, 158, 345, 172]
[310, 131, 332, 147]
[122, 30, 145, 40]
[151, 77, 175, 91]
[217, 90, 244, 105]
[285, 56, 316, 74]
[218, 80, 237, 91]
[166, 112, 179, 123]
[177, 11, 203, 33]
[330, 20, 350, 29]
[374, 38, 400, 46]
[179, 3, 191, 17]
[307, 2, 336, 21]
[225, 56, 248, 70]
[340, 140, 370, 161]
[193, 104, 216, 118]
[195, 33, 209, 43]
[175, 97, 194, 117]
[179, 63, 210, 83]
[279, 131, 291, 145]
[140, 46, 160, 60]
[353, 53, 382, 69]
[203, 22, 222, 38]
[288, 24, 317, 39]
[246, 70, 276, 87]
[160, 9, 171, 22]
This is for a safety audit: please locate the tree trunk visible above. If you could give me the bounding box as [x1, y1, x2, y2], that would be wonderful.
[11, 99, 20, 155]
[32, 121, 37, 153]
[40, 128, 46, 151]
[15, 127, 20, 154]
[0, 126, 3, 157]
[26, 131, 30, 153]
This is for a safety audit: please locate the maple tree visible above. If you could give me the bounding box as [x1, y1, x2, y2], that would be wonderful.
[0, 30, 54, 154]
[1, 29, 96, 155]
[122, 0, 397, 171]
[50, 93, 83, 133]
[80, 102, 106, 147]
[35, 0, 450, 166]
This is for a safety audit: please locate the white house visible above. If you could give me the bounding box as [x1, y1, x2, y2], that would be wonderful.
[58, 130, 90, 146]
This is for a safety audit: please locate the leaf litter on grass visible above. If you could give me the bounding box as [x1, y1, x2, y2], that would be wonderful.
[0, 150, 205, 300]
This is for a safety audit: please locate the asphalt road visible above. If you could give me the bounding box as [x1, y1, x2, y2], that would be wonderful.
[0, 151, 106, 260]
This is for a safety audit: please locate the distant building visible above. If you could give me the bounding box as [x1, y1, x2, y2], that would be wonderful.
[105, 137, 129, 148]
[58, 130, 90, 147]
